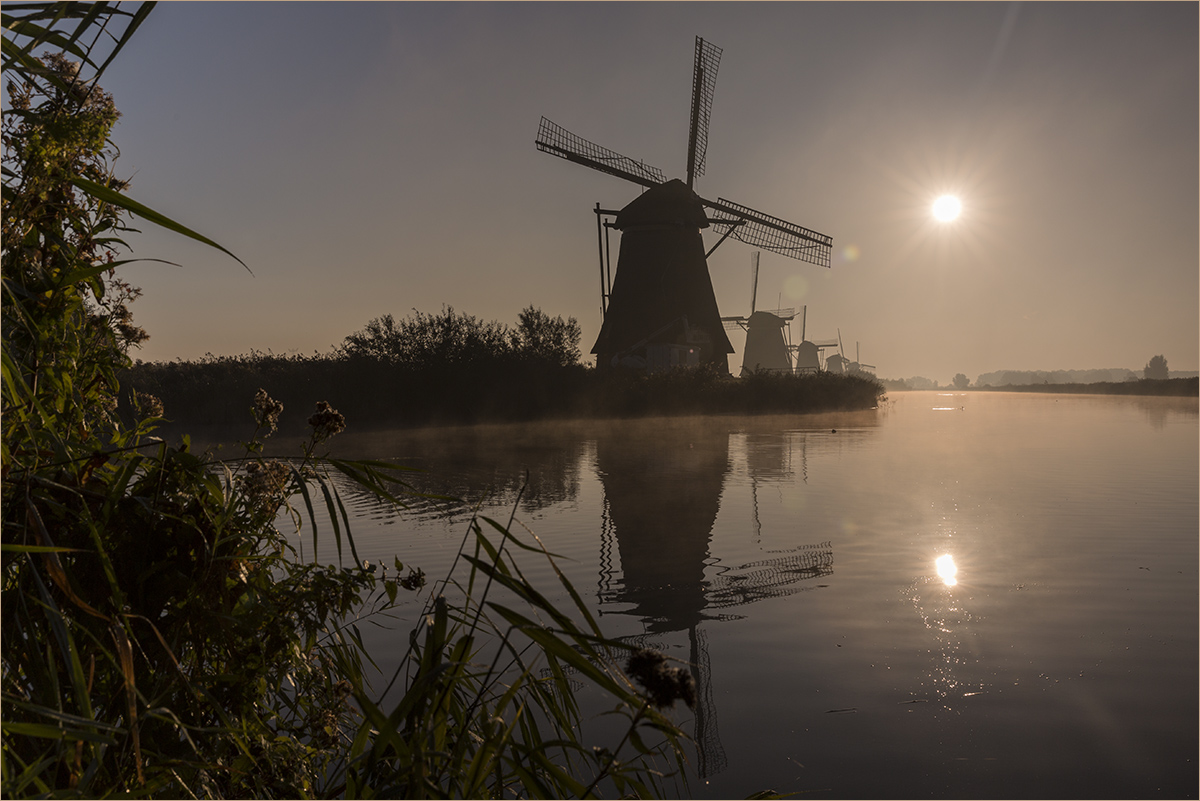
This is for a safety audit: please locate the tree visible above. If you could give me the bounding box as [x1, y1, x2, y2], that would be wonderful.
[1144, 354, 1168, 380]
[511, 305, 581, 367]
[342, 305, 582, 369]
[340, 311, 406, 361]
[953, 373, 971, 389]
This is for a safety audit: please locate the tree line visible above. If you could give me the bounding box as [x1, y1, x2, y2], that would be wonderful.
[124, 306, 885, 433]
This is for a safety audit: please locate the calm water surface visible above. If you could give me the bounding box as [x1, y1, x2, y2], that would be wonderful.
[318, 391, 1197, 798]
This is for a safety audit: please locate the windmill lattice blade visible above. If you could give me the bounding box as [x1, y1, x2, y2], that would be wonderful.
[536, 117, 666, 188]
[686, 37, 722, 187]
[705, 197, 833, 267]
[749, 250, 759, 314]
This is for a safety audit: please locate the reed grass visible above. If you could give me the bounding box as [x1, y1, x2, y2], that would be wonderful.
[1, 6, 710, 797]
[122, 348, 885, 434]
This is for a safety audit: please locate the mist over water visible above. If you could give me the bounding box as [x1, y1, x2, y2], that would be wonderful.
[310, 393, 1196, 798]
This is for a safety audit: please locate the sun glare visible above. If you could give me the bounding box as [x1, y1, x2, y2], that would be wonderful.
[935, 554, 958, 586]
[932, 195, 962, 222]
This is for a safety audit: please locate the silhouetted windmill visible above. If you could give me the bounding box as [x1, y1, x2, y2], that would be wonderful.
[536, 37, 833, 372]
[830, 332, 875, 375]
[825, 329, 853, 374]
[793, 307, 840, 373]
[850, 341, 876, 374]
[721, 251, 798, 375]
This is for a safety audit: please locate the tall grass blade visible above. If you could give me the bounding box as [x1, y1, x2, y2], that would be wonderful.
[69, 177, 248, 272]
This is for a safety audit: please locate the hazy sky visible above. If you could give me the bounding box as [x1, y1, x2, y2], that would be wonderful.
[99, 2, 1197, 382]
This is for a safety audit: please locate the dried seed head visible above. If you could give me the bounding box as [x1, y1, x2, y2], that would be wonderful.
[134, 391, 164, 419]
[307, 400, 346, 441]
[238, 459, 290, 516]
[252, 388, 284, 435]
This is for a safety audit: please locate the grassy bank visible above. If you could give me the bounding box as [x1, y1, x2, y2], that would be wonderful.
[123, 354, 886, 435]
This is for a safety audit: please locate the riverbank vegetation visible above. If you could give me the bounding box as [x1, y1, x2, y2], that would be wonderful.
[123, 309, 885, 434]
[971, 377, 1198, 397]
[973, 367, 1142, 386]
[881, 370, 1197, 397]
[1, 5, 714, 797]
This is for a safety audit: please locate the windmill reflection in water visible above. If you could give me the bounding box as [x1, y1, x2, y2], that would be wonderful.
[593, 424, 833, 778]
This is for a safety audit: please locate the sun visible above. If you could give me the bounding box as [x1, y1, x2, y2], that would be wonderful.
[932, 195, 962, 222]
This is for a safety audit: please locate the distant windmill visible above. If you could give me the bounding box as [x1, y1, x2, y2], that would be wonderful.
[536, 36, 832, 372]
[721, 251, 798, 375]
[793, 306, 839, 374]
[824, 330, 874, 374]
[825, 329, 851, 374]
[849, 341, 876, 374]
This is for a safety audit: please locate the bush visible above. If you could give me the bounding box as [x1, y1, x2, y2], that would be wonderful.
[342, 305, 582, 371]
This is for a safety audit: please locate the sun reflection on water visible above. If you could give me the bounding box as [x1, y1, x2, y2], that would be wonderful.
[905, 553, 987, 709]
[936, 553, 958, 586]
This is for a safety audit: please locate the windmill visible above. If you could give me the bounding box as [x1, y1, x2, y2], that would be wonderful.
[721, 251, 798, 375]
[825, 329, 851, 374]
[849, 341, 876, 375]
[536, 36, 833, 372]
[793, 307, 839, 374]
[824, 330, 874, 374]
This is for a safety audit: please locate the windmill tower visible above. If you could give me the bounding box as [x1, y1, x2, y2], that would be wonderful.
[849, 340, 878, 371]
[825, 330, 850, 374]
[721, 251, 798, 375]
[848, 341, 876, 375]
[793, 307, 839, 373]
[536, 37, 832, 371]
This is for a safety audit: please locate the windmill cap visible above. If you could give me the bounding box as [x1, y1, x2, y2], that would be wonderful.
[615, 179, 709, 230]
[747, 310, 791, 327]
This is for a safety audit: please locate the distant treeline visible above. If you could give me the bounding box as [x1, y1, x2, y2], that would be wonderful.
[879, 376, 941, 391]
[975, 368, 1139, 386]
[974, 378, 1198, 397]
[881, 368, 1199, 393]
[123, 306, 886, 434]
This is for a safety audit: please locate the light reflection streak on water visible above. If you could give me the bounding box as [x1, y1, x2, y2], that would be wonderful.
[906, 554, 985, 709]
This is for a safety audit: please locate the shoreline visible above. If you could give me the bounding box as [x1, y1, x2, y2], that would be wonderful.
[963, 377, 1197, 396]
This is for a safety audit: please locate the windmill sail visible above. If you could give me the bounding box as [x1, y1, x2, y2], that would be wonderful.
[706, 197, 833, 267]
[536, 117, 666, 188]
[535, 35, 834, 370]
[686, 37, 723, 188]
